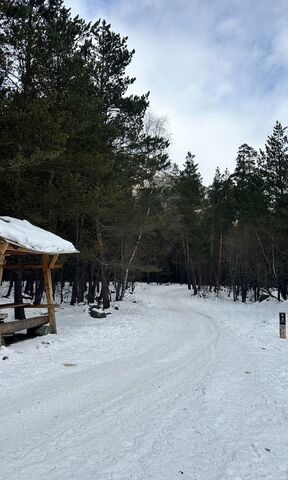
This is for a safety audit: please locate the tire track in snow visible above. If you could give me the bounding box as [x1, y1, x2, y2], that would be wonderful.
[0, 285, 230, 480]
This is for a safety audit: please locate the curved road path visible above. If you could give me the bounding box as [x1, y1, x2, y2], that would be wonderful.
[0, 285, 285, 479]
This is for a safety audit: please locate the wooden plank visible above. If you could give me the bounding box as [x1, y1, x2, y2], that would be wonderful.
[2, 264, 62, 270]
[0, 315, 49, 335]
[5, 246, 38, 253]
[43, 254, 57, 334]
[5, 251, 41, 256]
[0, 241, 6, 340]
[49, 254, 59, 269]
[0, 303, 58, 309]
[24, 304, 59, 308]
[0, 242, 8, 285]
[5, 250, 63, 256]
[0, 267, 3, 286]
[0, 303, 31, 309]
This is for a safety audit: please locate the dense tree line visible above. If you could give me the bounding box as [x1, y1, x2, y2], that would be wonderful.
[0, 1, 287, 308]
[0, 0, 169, 309]
[153, 122, 288, 302]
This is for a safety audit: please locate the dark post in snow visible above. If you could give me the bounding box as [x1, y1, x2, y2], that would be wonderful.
[279, 312, 286, 339]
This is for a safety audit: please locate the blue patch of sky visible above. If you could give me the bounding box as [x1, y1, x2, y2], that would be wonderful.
[85, 0, 118, 18]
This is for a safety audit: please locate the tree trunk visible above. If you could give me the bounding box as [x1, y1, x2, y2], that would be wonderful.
[14, 270, 25, 320]
[215, 233, 223, 292]
[182, 234, 192, 290]
[99, 271, 110, 309]
[87, 267, 96, 304]
[278, 281, 287, 300]
[209, 216, 215, 292]
[119, 208, 150, 301]
[34, 274, 44, 305]
[70, 282, 78, 305]
[191, 263, 198, 295]
[96, 222, 110, 309]
[4, 275, 14, 298]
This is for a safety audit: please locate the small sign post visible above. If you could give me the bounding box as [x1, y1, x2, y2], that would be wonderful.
[279, 312, 286, 339]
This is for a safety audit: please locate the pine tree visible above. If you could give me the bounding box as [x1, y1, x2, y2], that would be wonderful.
[175, 153, 204, 293]
[260, 121, 288, 217]
[232, 143, 265, 224]
[258, 122, 288, 299]
[207, 167, 235, 291]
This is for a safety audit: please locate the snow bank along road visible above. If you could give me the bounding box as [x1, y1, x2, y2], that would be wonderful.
[1, 284, 288, 480]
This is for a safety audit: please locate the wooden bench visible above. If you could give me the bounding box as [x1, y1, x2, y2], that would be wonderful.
[0, 315, 49, 345]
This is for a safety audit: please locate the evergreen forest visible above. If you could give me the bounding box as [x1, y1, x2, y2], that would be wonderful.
[1, 0, 288, 308]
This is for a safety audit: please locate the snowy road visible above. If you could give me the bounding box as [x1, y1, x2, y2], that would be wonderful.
[1, 285, 288, 479]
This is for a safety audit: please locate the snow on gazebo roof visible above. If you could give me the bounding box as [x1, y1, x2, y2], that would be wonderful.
[0, 217, 79, 254]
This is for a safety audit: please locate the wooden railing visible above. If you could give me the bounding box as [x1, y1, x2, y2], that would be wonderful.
[0, 315, 49, 335]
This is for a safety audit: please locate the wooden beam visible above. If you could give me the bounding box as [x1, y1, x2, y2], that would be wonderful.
[0, 303, 30, 309]
[0, 315, 49, 335]
[0, 303, 29, 309]
[0, 303, 58, 309]
[49, 254, 59, 269]
[43, 254, 57, 334]
[4, 249, 63, 256]
[5, 247, 38, 254]
[5, 251, 41, 256]
[0, 243, 8, 252]
[2, 264, 62, 270]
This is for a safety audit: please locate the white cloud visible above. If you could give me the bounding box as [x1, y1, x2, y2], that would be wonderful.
[65, 0, 288, 183]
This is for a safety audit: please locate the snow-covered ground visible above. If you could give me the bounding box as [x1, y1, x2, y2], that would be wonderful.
[1, 284, 288, 480]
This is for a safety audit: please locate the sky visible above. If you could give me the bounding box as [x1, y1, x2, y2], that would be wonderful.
[65, 0, 288, 183]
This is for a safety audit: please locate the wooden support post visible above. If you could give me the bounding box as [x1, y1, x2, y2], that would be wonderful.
[49, 254, 59, 269]
[279, 312, 286, 339]
[0, 310, 7, 347]
[0, 244, 7, 347]
[0, 243, 8, 286]
[43, 254, 57, 334]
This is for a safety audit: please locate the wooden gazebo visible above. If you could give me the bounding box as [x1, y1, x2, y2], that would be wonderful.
[0, 217, 78, 344]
